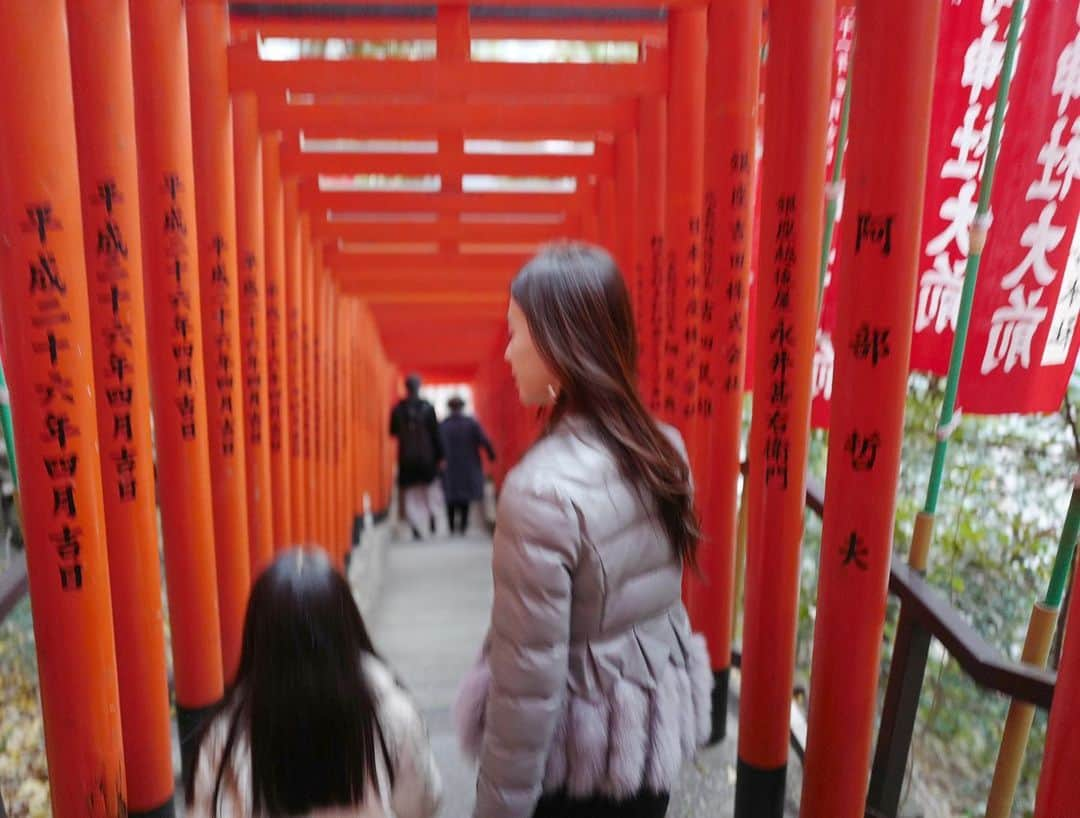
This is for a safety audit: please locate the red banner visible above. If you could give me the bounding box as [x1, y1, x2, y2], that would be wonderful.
[957, 2, 1080, 413]
[810, 3, 856, 429]
[910, 1, 1021, 374]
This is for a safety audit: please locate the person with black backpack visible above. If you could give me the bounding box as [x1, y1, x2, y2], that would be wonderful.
[389, 374, 445, 540]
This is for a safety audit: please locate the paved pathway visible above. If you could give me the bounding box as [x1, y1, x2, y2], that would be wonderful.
[364, 531, 802, 818]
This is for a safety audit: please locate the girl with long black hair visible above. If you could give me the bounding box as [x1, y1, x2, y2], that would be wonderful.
[187, 547, 441, 818]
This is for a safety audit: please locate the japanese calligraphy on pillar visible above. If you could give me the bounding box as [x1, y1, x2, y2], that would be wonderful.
[663, 238, 679, 418]
[681, 217, 702, 421]
[24, 204, 84, 589]
[312, 287, 322, 481]
[957, 2, 1080, 413]
[302, 286, 313, 466]
[718, 149, 754, 403]
[835, 207, 897, 573]
[266, 276, 284, 455]
[700, 194, 717, 419]
[209, 235, 236, 454]
[288, 289, 302, 462]
[91, 181, 139, 502]
[910, 0, 1024, 372]
[649, 234, 665, 412]
[811, 3, 855, 429]
[765, 195, 798, 490]
[164, 174, 198, 442]
[241, 254, 263, 448]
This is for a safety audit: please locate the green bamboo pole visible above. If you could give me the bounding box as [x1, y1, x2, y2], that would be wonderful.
[910, 0, 1025, 571]
[985, 477, 1080, 818]
[818, 43, 854, 308]
[1046, 483, 1080, 607]
[0, 359, 16, 488]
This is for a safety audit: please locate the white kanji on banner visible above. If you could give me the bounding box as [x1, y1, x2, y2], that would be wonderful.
[1054, 29, 1080, 116]
[916, 252, 965, 333]
[926, 179, 979, 257]
[963, 23, 1008, 104]
[981, 285, 1049, 374]
[1042, 215, 1080, 366]
[1002, 201, 1068, 289]
[1055, 116, 1080, 200]
[1029, 116, 1072, 200]
[982, 0, 1015, 26]
[944, 103, 995, 180]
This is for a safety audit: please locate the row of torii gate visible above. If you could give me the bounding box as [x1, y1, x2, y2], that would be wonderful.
[0, 1, 1078, 818]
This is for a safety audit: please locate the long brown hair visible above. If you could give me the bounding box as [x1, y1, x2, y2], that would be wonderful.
[511, 241, 701, 565]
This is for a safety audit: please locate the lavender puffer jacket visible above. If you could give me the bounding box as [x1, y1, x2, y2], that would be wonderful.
[454, 415, 712, 818]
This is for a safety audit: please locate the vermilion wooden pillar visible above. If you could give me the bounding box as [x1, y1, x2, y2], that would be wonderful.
[233, 90, 274, 580]
[284, 179, 308, 542]
[0, 3, 127, 813]
[639, 95, 667, 414]
[314, 249, 329, 549]
[300, 215, 317, 543]
[697, 0, 762, 746]
[262, 131, 292, 550]
[665, 7, 707, 444]
[341, 295, 354, 558]
[615, 132, 639, 300]
[582, 180, 600, 242]
[800, 1, 941, 814]
[324, 262, 335, 552]
[597, 163, 618, 251]
[186, 0, 250, 682]
[320, 268, 334, 557]
[129, 0, 224, 778]
[66, 0, 174, 812]
[1036, 557, 1080, 815]
[736, 1, 835, 815]
[666, 6, 708, 619]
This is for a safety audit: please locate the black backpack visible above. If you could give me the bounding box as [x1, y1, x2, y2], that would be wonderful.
[397, 400, 436, 472]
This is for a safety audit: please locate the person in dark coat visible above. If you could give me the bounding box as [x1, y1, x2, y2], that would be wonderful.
[439, 396, 495, 535]
[389, 374, 444, 540]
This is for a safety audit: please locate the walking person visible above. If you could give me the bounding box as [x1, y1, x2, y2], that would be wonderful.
[187, 547, 442, 818]
[454, 243, 713, 818]
[389, 374, 444, 540]
[440, 396, 496, 535]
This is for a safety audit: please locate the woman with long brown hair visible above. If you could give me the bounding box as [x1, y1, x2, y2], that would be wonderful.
[454, 242, 713, 818]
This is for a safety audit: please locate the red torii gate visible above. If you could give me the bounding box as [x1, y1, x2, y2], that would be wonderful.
[2, 2, 1080, 818]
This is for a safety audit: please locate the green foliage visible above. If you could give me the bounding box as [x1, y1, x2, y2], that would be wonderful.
[0, 597, 48, 817]
[793, 374, 1078, 816]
